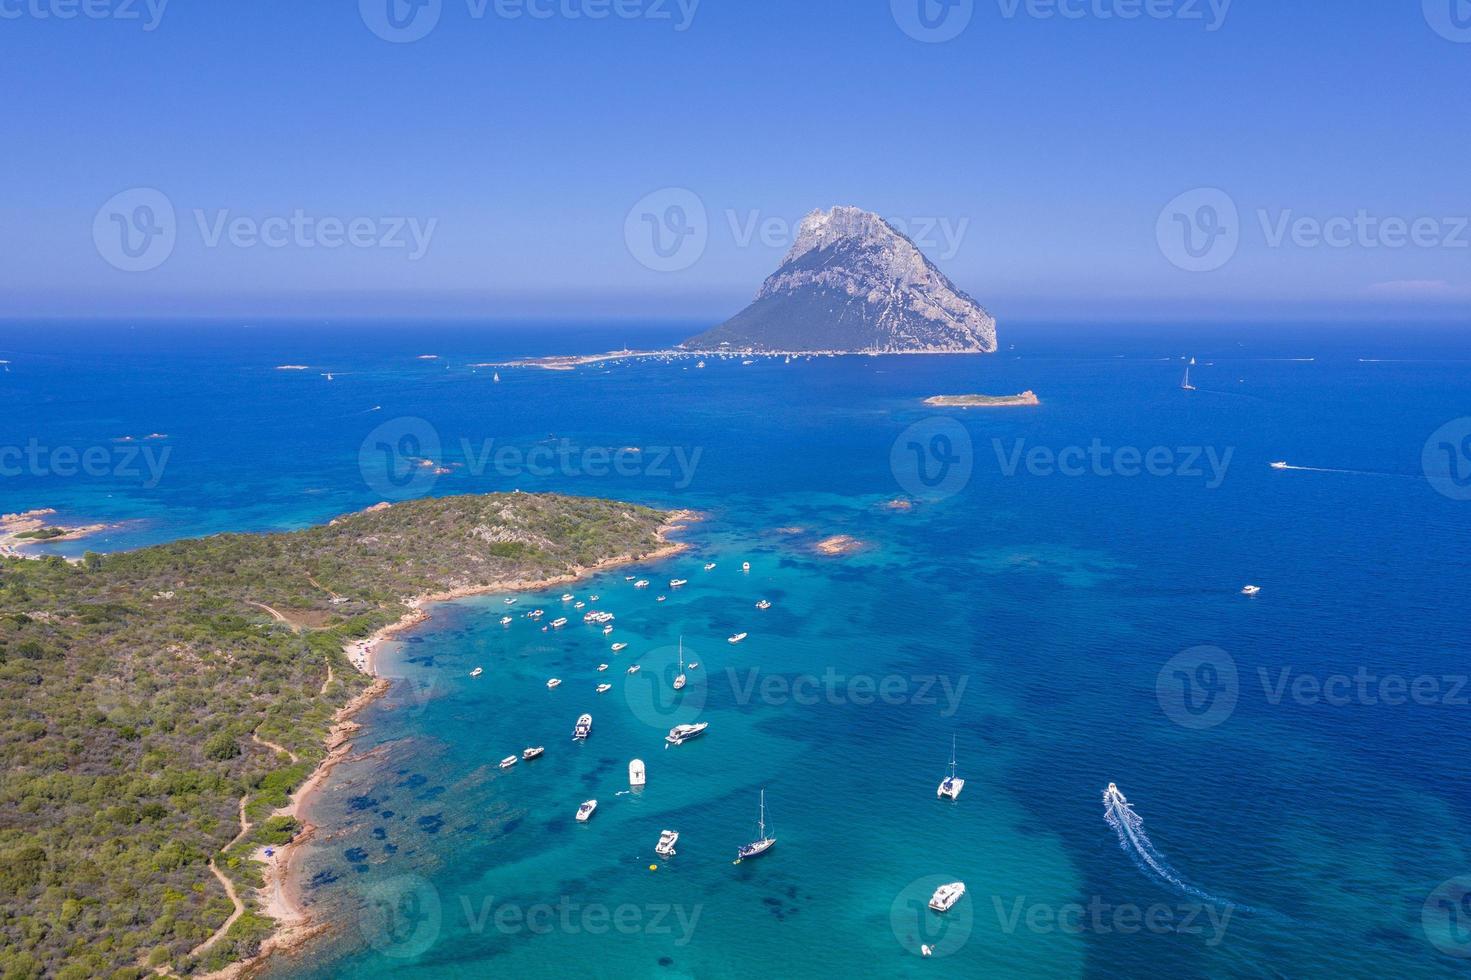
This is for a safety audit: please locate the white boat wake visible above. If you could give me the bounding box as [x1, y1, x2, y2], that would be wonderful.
[1270, 462, 1410, 478]
[1102, 783, 1248, 910]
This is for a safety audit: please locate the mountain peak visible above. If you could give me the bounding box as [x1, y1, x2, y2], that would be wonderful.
[685, 205, 996, 354]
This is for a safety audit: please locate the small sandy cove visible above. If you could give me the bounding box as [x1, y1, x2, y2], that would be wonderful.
[220, 509, 698, 978]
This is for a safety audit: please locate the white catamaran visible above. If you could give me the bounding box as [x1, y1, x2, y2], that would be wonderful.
[735, 789, 776, 862]
[937, 734, 965, 801]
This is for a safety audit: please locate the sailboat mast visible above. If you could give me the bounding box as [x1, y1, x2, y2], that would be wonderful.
[758, 789, 765, 836]
[949, 734, 957, 779]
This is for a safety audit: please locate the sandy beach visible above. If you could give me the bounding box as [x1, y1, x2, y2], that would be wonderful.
[0, 508, 110, 560]
[232, 508, 699, 975]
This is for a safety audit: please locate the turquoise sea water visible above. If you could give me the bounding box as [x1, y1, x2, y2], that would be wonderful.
[5, 321, 1471, 978]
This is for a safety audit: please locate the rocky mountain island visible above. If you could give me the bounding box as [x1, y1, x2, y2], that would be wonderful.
[684, 205, 997, 354]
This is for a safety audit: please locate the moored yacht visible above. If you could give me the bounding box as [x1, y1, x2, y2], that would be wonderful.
[611, 642, 628, 652]
[1241, 584, 1262, 596]
[561, 593, 575, 601]
[655, 829, 679, 857]
[573, 713, 592, 739]
[551, 617, 568, 629]
[666, 722, 708, 745]
[470, 667, 483, 677]
[670, 578, 688, 589]
[522, 746, 544, 760]
[755, 599, 771, 610]
[735, 789, 776, 862]
[626, 664, 641, 675]
[597, 663, 609, 672]
[629, 758, 646, 786]
[634, 579, 650, 589]
[728, 632, 748, 644]
[937, 734, 964, 800]
[929, 882, 965, 913]
[741, 562, 750, 572]
[546, 678, 562, 689]
[673, 636, 687, 691]
[596, 683, 612, 693]
[498, 755, 518, 769]
[503, 597, 517, 605]
[499, 616, 512, 626]
[704, 562, 717, 571]
[576, 799, 597, 822]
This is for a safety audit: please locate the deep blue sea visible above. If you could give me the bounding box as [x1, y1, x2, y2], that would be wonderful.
[5, 320, 1471, 979]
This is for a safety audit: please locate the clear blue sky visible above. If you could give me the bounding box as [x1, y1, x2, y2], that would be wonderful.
[1, 0, 1467, 322]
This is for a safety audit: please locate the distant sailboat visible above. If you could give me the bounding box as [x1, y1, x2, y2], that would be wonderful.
[734, 789, 776, 862]
[673, 636, 687, 691]
[493, 371, 501, 383]
[1182, 357, 1197, 391]
[937, 734, 964, 800]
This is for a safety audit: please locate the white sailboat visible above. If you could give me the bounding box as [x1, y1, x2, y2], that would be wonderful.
[937, 734, 964, 800]
[734, 789, 776, 862]
[1182, 357, 1197, 391]
[673, 636, 687, 691]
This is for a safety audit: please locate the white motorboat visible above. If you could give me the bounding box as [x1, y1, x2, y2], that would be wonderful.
[634, 579, 650, 589]
[741, 562, 750, 572]
[589, 594, 600, 602]
[656, 595, 667, 603]
[937, 734, 965, 801]
[522, 746, 544, 760]
[686, 661, 699, 670]
[704, 562, 717, 571]
[665, 722, 708, 746]
[573, 713, 592, 739]
[499, 616, 512, 626]
[470, 667, 483, 677]
[596, 683, 612, 694]
[527, 609, 544, 619]
[655, 829, 679, 857]
[576, 799, 597, 822]
[629, 758, 646, 787]
[561, 593, 575, 601]
[597, 663, 609, 672]
[574, 601, 586, 610]
[627, 664, 641, 675]
[755, 599, 771, 610]
[611, 642, 628, 652]
[1270, 461, 1290, 470]
[735, 789, 776, 861]
[669, 578, 688, 589]
[498, 755, 518, 769]
[503, 597, 517, 606]
[1241, 584, 1262, 596]
[551, 617, 568, 629]
[603, 625, 614, 635]
[546, 678, 562, 689]
[728, 632, 748, 644]
[928, 882, 966, 913]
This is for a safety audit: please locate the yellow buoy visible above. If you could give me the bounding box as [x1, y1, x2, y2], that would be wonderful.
[649, 864, 658, 871]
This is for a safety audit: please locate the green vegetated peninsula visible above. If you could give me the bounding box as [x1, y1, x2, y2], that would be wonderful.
[0, 493, 681, 979]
